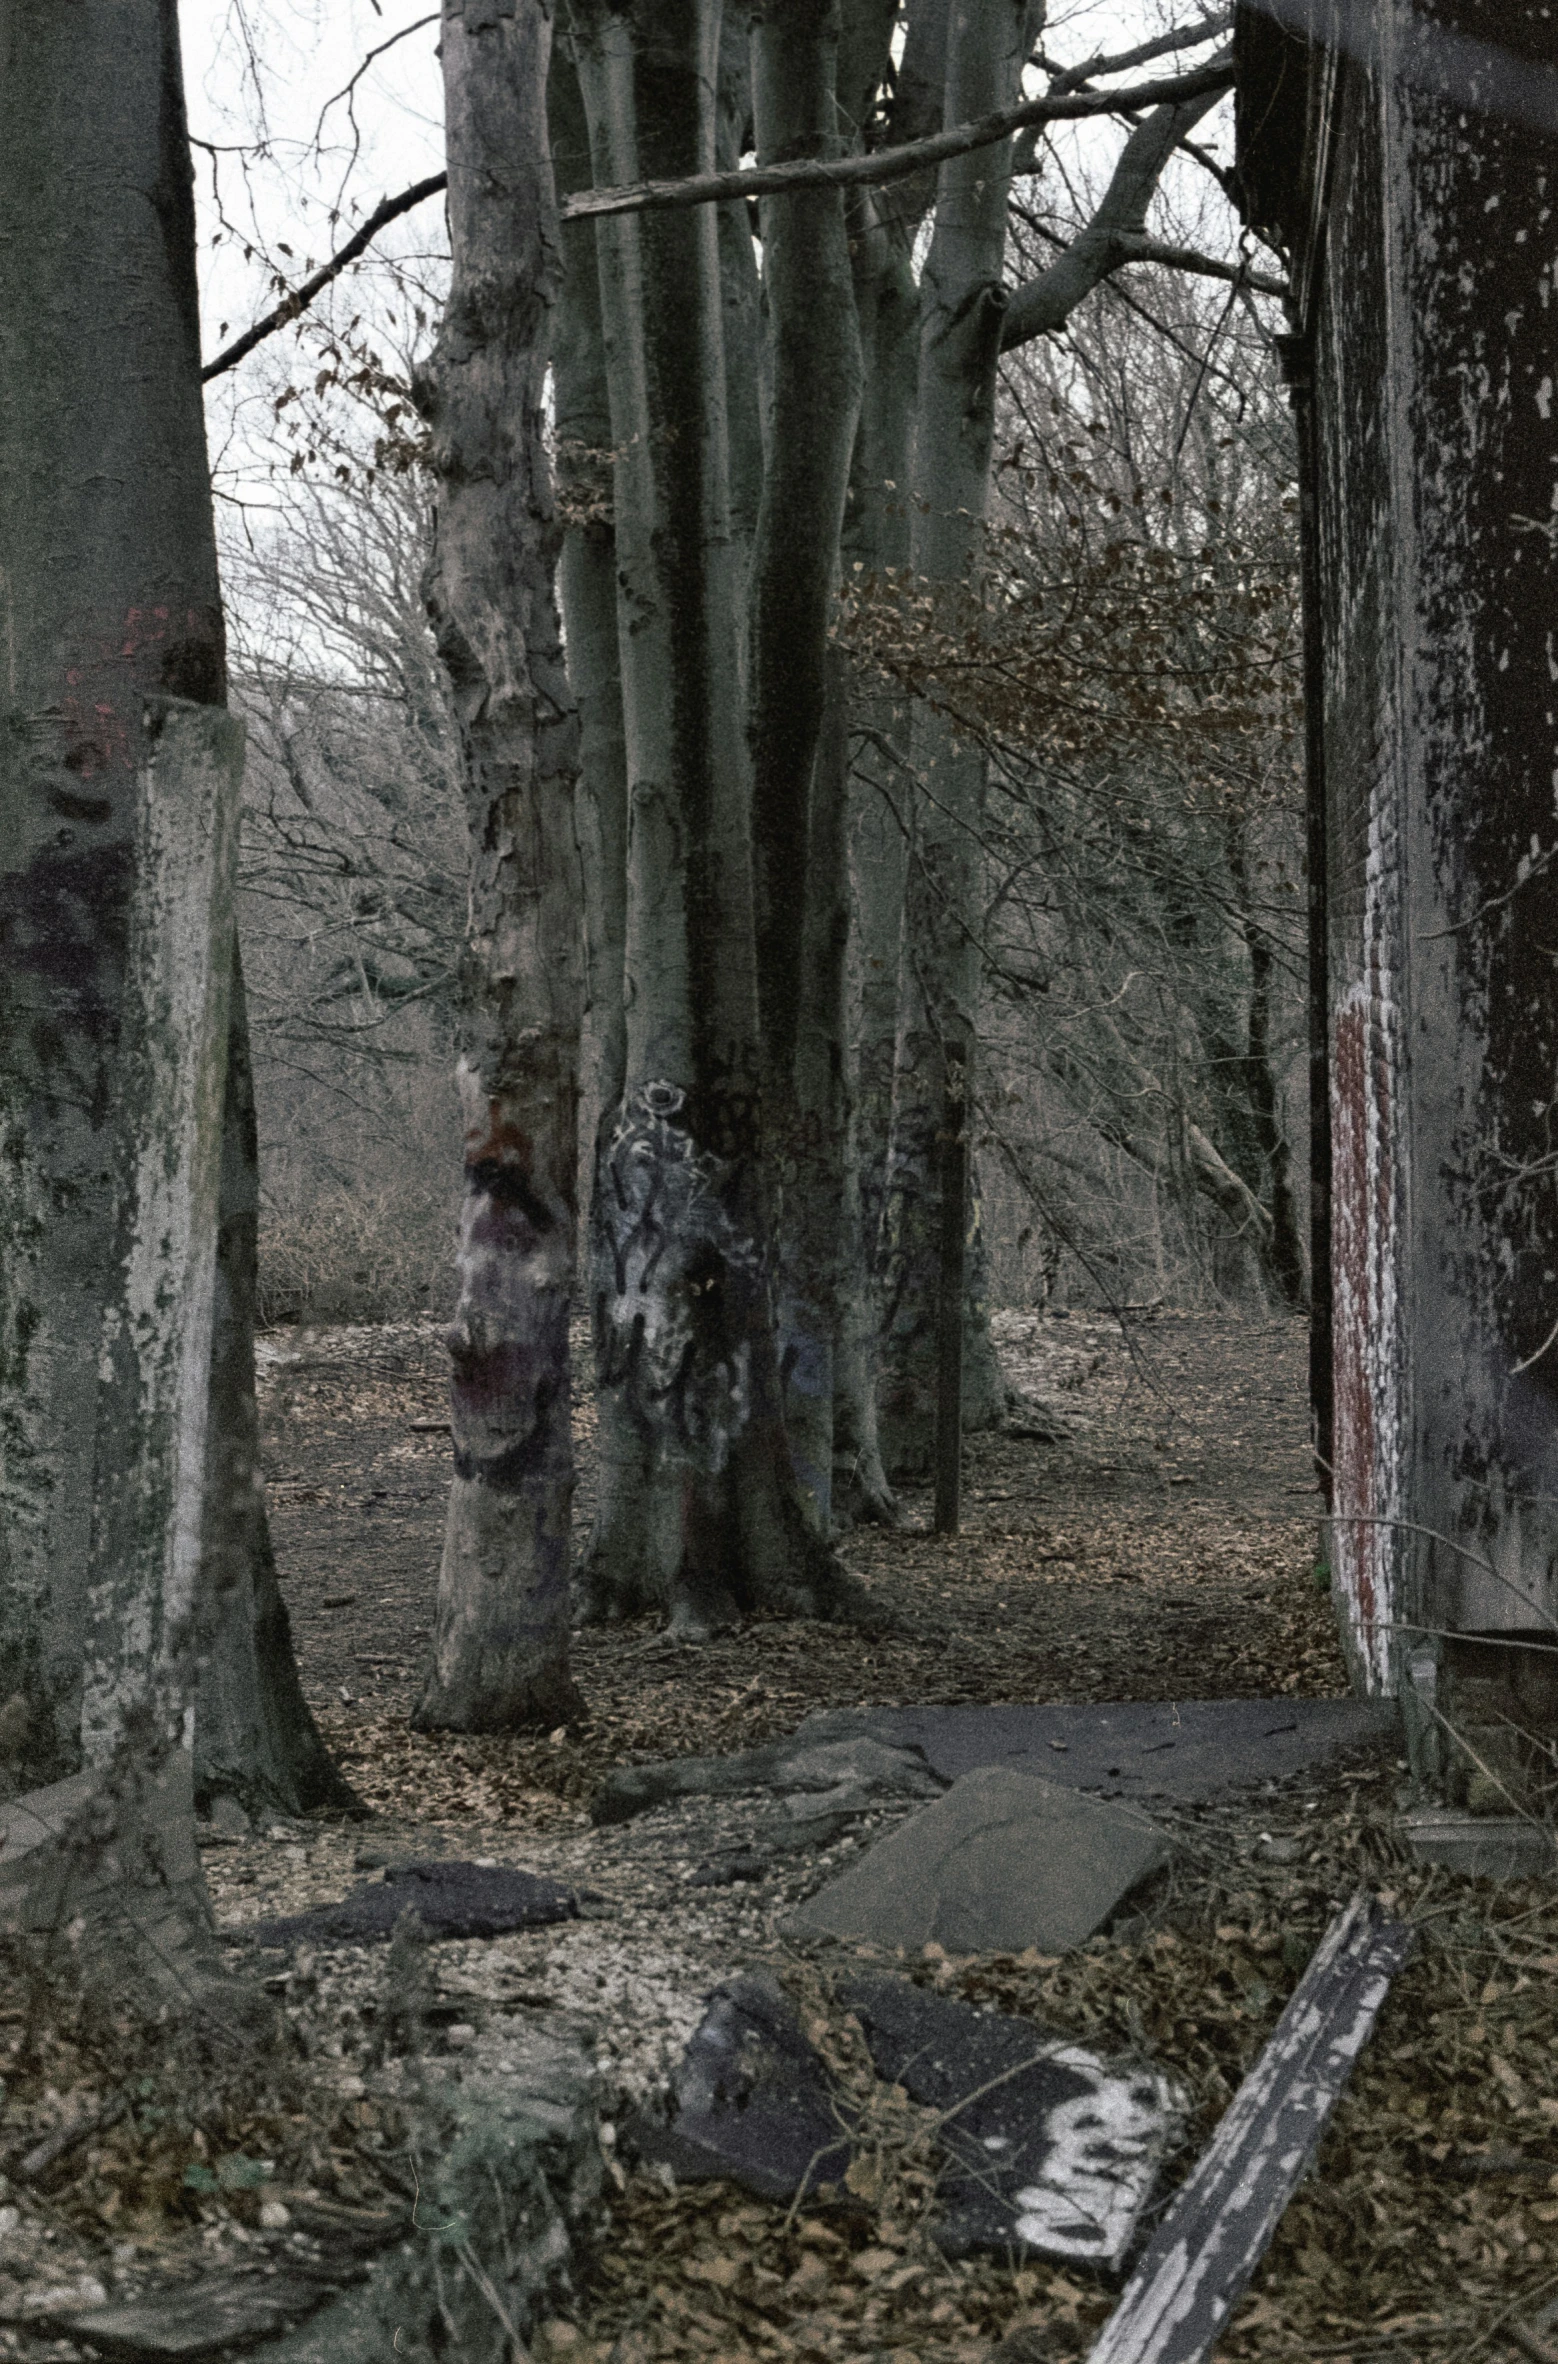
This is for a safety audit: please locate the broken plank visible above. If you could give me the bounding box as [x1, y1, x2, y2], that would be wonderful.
[1087, 1888, 1413, 2364]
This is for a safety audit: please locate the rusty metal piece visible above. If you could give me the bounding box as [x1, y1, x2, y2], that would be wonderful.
[1086, 1889, 1412, 2364]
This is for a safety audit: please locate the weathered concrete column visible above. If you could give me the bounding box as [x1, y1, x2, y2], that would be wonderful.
[1241, 1, 1558, 1799]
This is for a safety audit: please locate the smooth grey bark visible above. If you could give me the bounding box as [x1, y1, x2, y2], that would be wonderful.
[553, 47, 629, 1150]
[0, 0, 350, 1830]
[77, 705, 243, 1769]
[748, 0, 864, 1534]
[567, 0, 861, 1635]
[826, 4, 929, 1524]
[194, 951, 360, 1814]
[870, 24, 1223, 1475]
[716, 22, 767, 549]
[411, 0, 585, 1733]
[0, 0, 228, 1784]
[876, 0, 1027, 1479]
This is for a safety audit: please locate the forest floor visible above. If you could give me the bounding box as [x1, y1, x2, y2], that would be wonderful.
[257, 1303, 1345, 1823]
[11, 1315, 1558, 2364]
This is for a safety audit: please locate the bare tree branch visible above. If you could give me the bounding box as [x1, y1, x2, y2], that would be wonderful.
[561, 55, 1234, 222]
[1038, 9, 1233, 98]
[201, 172, 447, 381]
[199, 52, 1238, 384]
[314, 13, 438, 148]
[1001, 93, 1232, 352]
[1111, 235, 1286, 298]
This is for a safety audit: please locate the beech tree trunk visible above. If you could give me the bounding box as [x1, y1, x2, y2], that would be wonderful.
[194, 953, 360, 1813]
[0, 0, 352, 1836]
[823, 8, 924, 1528]
[876, 0, 1027, 1479]
[0, 0, 224, 1787]
[553, 49, 629, 1161]
[411, 0, 585, 1733]
[567, 0, 861, 1635]
[748, 0, 864, 1533]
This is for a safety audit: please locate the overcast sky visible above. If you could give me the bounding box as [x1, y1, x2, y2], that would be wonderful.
[182, 0, 1240, 504]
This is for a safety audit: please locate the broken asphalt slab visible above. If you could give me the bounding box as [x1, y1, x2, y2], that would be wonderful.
[790, 1696, 1399, 1803]
[628, 1970, 851, 2204]
[844, 1972, 1185, 2265]
[629, 1970, 1183, 2268]
[591, 1733, 947, 1827]
[241, 1858, 578, 1948]
[786, 1767, 1171, 1956]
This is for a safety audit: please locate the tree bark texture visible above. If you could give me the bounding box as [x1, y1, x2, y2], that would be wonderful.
[567, 0, 858, 1635]
[76, 705, 243, 1768]
[553, 46, 629, 1150]
[876, 0, 1027, 1479]
[830, 73, 925, 1525]
[412, 0, 585, 1733]
[194, 952, 360, 1813]
[0, 0, 232, 1789]
[748, 0, 864, 1532]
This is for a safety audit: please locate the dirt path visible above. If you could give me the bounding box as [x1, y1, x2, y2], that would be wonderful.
[255, 1307, 1345, 1830]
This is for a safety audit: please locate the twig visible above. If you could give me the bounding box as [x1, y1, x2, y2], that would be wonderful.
[17, 2095, 127, 2182]
[202, 174, 448, 382]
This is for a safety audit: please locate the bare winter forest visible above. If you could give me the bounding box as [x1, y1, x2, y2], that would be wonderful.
[10, 5, 1558, 2362]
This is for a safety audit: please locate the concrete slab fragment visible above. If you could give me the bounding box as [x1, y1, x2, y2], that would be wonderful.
[1399, 1809, 1556, 1879]
[792, 1698, 1398, 1805]
[591, 1735, 946, 1827]
[629, 1971, 849, 2203]
[631, 1972, 1182, 2267]
[0, 1756, 198, 1939]
[843, 1974, 1184, 2265]
[786, 1768, 1170, 1956]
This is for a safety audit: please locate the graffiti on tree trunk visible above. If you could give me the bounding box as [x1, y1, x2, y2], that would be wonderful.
[593, 1082, 763, 1475]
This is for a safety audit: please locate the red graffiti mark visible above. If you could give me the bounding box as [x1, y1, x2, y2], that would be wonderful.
[464, 1097, 533, 1171]
[57, 689, 129, 779]
[52, 603, 220, 780]
[1332, 983, 1397, 1679]
[117, 604, 189, 660]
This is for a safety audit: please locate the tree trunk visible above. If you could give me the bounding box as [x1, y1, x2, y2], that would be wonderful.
[833, 127, 922, 1526]
[748, 0, 864, 1533]
[0, 0, 352, 1834]
[0, 0, 229, 1801]
[876, 0, 1027, 1480]
[553, 43, 629, 1148]
[411, 0, 585, 1734]
[811, 1, 930, 1527]
[194, 950, 360, 1815]
[1224, 818, 1308, 1310]
[567, 0, 862, 1636]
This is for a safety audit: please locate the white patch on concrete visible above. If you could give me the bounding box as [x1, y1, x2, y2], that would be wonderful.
[1011, 2049, 1185, 2269]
